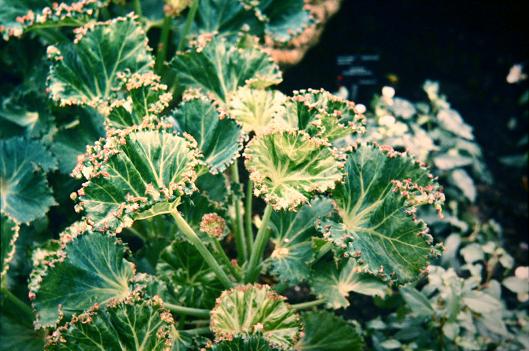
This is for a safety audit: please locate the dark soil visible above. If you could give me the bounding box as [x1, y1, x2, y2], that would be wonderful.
[281, 0, 529, 266]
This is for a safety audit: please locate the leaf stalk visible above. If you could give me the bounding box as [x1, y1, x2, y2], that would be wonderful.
[244, 204, 273, 282]
[164, 303, 210, 318]
[230, 163, 249, 262]
[291, 298, 326, 310]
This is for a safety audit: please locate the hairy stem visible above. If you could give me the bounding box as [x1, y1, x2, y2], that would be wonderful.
[171, 211, 233, 288]
[0, 289, 34, 322]
[245, 179, 254, 247]
[164, 303, 210, 318]
[177, 0, 199, 52]
[291, 298, 326, 310]
[230, 163, 249, 262]
[155, 16, 172, 74]
[245, 205, 273, 282]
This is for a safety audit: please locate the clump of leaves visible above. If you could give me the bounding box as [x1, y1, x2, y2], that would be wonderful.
[0, 1, 454, 350]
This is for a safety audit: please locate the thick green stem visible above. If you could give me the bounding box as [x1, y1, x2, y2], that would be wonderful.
[245, 205, 273, 282]
[177, 0, 199, 52]
[171, 211, 233, 288]
[132, 0, 142, 16]
[155, 16, 172, 74]
[291, 298, 326, 310]
[0, 289, 34, 322]
[245, 179, 254, 247]
[230, 163, 248, 262]
[213, 238, 242, 281]
[164, 303, 210, 318]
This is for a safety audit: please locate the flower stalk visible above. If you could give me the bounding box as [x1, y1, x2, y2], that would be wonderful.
[171, 211, 233, 288]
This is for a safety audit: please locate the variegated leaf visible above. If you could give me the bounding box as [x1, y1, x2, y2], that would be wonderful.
[212, 336, 278, 351]
[280, 89, 366, 142]
[32, 230, 136, 328]
[105, 72, 172, 130]
[323, 143, 444, 283]
[171, 94, 243, 174]
[170, 36, 281, 101]
[72, 128, 200, 232]
[227, 87, 287, 135]
[0, 213, 19, 283]
[244, 130, 343, 211]
[0, 0, 106, 40]
[210, 284, 301, 350]
[47, 14, 154, 109]
[45, 295, 174, 351]
[310, 259, 387, 309]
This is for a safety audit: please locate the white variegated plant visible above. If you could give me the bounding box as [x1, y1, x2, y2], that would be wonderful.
[0, 1, 461, 351]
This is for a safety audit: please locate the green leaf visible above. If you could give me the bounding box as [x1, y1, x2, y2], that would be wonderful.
[157, 240, 223, 309]
[171, 94, 243, 174]
[0, 298, 44, 351]
[257, 0, 314, 43]
[45, 295, 174, 351]
[189, 0, 258, 36]
[173, 0, 311, 45]
[0, 137, 57, 223]
[0, 84, 54, 138]
[32, 231, 135, 328]
[210, 284, 301, 350]
[73, 128, 200, 232]
[298, 311, 364, 351]
[47, 14, 154, 108]
[211, 336, 278, 351]
[196, 172, 229, 204]
[51, 108, 105, 174]
[170, 36, 281, 101]
[280, 88, 366, 142]
[310, 259, 387, 309]
[105, 72, 172, 130]
[0, 0, 105, 40]
[399, 286, 434, 317]
[323, 143, 444, 283]
[227, 87, 287, 135]
[244, 130, 343, 211]
[0, 213, 19, 283]
[266, 198, 333, 284]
